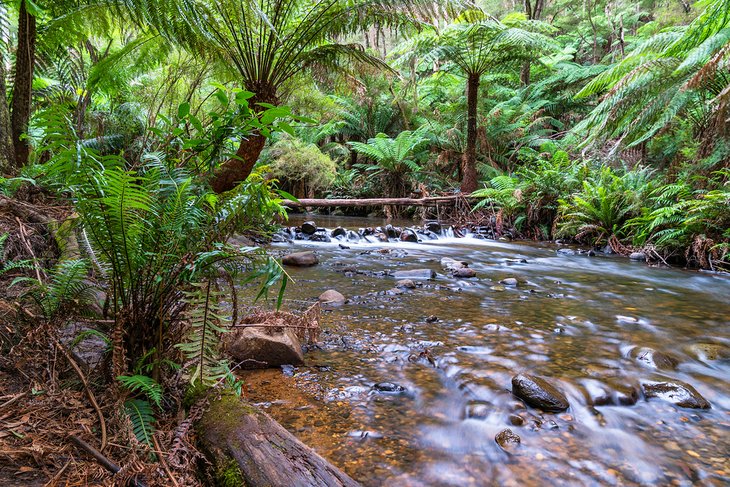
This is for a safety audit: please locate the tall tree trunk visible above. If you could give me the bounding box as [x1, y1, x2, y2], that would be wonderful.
[11, 0, 36, 169]
[520, 0, 545, 86]
[209, 90, 276, 194]
[461, 73, 480, 194]
[0, 51, 14, 174]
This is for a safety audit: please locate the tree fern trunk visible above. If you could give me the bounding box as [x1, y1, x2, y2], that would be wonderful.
[461, 73, 480, 194]
[0, 51, 14, 174]
[11, 0, 36, 169]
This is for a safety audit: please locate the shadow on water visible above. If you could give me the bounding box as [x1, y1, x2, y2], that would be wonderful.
[240, 216, 730, 487]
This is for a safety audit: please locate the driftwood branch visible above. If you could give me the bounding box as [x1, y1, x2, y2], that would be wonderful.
[283, 195, 477, 208]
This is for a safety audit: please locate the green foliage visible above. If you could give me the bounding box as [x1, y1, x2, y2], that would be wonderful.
[118, 375, 164, 407]
[266, 135, 337, 196]
[124, 398, 156, 447]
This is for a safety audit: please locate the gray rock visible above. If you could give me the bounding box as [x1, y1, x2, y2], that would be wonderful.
[396, 279, 417, 289]
[331, 227, 347, 238]
[225, 327, 304, 369]
[372, 382, 406, 393]
[495, 429, 521, 451]
[301, 221, 317, 235]
[425, 221, 441, 234]
[557, 248, 576, 256]
[629, 347, 679, 370]
[441, 257, 467, 271]
[511, 374, 570, 412]
[453, 268, 477, 278]
[282, 251, 319, 267]
[642, 380, 710, 409]
[318, 289, 346, 305]
[629, 252, 646, 261]
[393, 269, 435, 280]
[384, 224, 398, 238]
[499, 277, 518, 287]
[346, 230, 360, 241]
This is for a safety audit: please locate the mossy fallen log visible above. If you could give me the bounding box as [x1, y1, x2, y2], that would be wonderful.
[198, 393, 359, 487]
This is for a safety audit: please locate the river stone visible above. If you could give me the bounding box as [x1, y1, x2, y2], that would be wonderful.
[453, 267, 477, 278]
[495, 429, 521, 452]
[629, 347, 679, 370]
[499, 277, 518, 287]
[463, 400, 491, 420]
[331, 227, 347, 238]
[441, 257, 467, 271]
[400, 229, 418, 242]
[685, 343, 729, 361]
[396, 279, 417, 289]
[642, 380, 710, 409]
[372, 382, 406, 393]
[225, 327, 304, 369]
[385, 224, 398, 238]
[511, 374, 570, 412]
[581, 379, 639, 406]
[282, 251, 318, 267]
[557, 248, 576, 256]
[508, 414, 525, 426]
[318, 289, 346, 305]
[374, 232, 389, 242]
[301, 221, 317, 235]
[309, 232, 331, 243]
[425, 221, 441, 234]
[393, 269, 435, 280]
[629, 252, 646, 261]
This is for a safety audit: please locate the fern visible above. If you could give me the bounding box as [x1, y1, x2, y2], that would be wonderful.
[118, 375, 164, 407]
[124, 399, 156, 447]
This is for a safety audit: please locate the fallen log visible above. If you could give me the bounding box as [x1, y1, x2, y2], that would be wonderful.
[198, 393, 359, 487]
[282, 195, 477, 208]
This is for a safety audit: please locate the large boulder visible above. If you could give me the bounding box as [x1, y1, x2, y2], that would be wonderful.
[318, 289, 346, 305]
[393, 269, 436, 280]
[225, 327, 304, 369]
[282, 251, 318, 267]
[511, 374, 570, 412]
[641, 380, 710, 409]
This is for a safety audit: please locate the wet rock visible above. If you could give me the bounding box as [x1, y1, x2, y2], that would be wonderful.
[499, 277, 518, 287]
[346, 230, 360, 241]
[441, 257, 467, 271]
[463, 400, 491, 419]
[642, 380, 710, 409]
[490, 285, 506, 292]
[508, 414, 525, 426]
[309, 232, 331, 242]
[629, 252, 646, 261]
[396, 279, 416, 289]
[399, 229, 419, 242]
[581, 379, 639, 406]
[587, 250, 596, 257]
[338, 244, 350, 249]
[282, 251, 319, 267]
[425, 315, 438, 323]
[301, 221, 317, 235]
[318, 289, 346, 305]
[225, 327, 304, 369]
[685, 343, 729, 361]
[384, 224, 398, 239]
[495, 429, 521, 452]
[511, 374, 570, 412]
[557, 248, 576, 256]
[271, 233, 290, 243]
[453, 268, 477, 278]
[425, 221, 442, 234]
[629, 346, 679, 370]
[372, 382, 406, 393]
[374, 232, 389, 242]
[393, 269, 435, 280]
[505, 258, 528, 264]
[331, 227, 347, 238]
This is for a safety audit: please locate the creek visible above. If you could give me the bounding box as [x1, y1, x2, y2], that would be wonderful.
[240, 216, 730, 486]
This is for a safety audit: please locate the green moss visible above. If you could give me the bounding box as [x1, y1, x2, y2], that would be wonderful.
[183, 381, 208, 409]
[217, 460, 246, 487]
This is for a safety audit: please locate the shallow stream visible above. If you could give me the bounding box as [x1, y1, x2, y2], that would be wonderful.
[241, 216, 730, 486]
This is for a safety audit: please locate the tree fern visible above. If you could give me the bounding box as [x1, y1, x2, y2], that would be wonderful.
[124, 398, 156, 447]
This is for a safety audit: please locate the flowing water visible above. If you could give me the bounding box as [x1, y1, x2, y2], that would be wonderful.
[240, 216, 730, 487]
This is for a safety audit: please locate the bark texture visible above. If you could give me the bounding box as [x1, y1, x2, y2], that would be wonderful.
[198, 394, 360, 487]
[461, 73, 480, 194]
[11, 0, 36, 169]
[0, 52, 14, 174]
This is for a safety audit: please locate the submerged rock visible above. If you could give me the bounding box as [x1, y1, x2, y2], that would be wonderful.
[393, 269, 435, 280]
[331, 227, 347, 238]
[557, 248, 576, 256]
[629, 252, 646, 261]
[685, 343, 729, 362]
[495, 429, 521, 452]
[425, 221, 442, 234]
[511, 374, 570, 412]
[396, 279, 417, 289]
[225, 327, 304, 369]
[453, 267, 477, 278]
[463, 400, 492, 420]
[441, 257, 467, 271]
[318, 289, 346, 305]
[282, 251, 319, 267]
[642, 380, 710, 409]
[372, 382, 406, 393]
[629, 346, 679, 370]
[499, 277, 518, 287]
[581, 379, 639, 406]
[301, 221, 317, 235]
[399, 229, 419, 242]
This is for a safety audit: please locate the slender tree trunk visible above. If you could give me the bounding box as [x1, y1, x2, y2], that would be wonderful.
[461, 73, 480, 194]
[520, 0, 545, 86]
[209, 90, 276, 194]
[0, 51, 14, 174]
[11, 0, 36, 169]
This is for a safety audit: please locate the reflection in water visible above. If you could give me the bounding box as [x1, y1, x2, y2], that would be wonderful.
[240, 216, 730, 486]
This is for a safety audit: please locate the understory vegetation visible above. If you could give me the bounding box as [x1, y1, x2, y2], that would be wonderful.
[0, 0, 729, 484]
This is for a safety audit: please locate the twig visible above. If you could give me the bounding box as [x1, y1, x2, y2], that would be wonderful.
[0, 392, 27, 411]
[54, 339, 107, 451]
[69, 435, 148, 487]
[44, 459, 70, 487]
[15, 217, 43, 283]
[152, 434, 180, 487]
